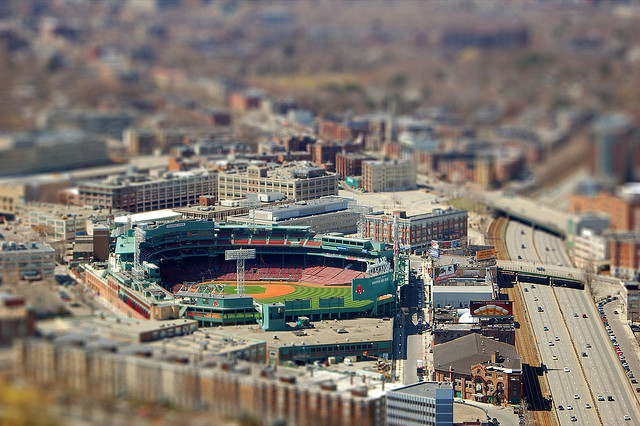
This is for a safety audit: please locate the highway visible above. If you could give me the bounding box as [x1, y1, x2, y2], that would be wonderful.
[520, 282, 596, 425]
[555, 286, 639, 424]
[505, 219, 640, 424]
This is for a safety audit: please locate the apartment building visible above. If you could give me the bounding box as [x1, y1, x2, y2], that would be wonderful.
[363, 209, 467, 253]
[361, 159, 416, 193]
[217, 164, 338, 202]
[76, 169, 217, 213]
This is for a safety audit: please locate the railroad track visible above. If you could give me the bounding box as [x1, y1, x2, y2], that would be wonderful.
[490, 217, 555, 426]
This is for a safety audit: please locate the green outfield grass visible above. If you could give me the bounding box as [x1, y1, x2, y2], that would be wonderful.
[258, 284, 372, 309]
[200, 282, 375, 309]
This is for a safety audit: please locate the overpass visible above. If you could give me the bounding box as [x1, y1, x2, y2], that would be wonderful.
[479, 191, 570, 237]
[497, 260, 584, 288]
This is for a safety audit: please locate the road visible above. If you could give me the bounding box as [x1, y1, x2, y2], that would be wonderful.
[520, 282, 596, 425]
[506, 219, 640, 424]
[555, 286, 640, 425]
[397, 258, 428, 385]
[603, 298, 640, 406]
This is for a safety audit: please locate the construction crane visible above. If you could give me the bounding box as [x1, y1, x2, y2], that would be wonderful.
[362, 351, 391, 378]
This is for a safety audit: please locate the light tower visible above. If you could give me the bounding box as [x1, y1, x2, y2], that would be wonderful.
[392, 215, 400, 283]
[225, 248, 256, 296]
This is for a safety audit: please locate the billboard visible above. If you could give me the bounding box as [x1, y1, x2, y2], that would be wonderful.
[352, 271, 394, 301]
[470, 300, 513, 317]
[434, 264, 458, 282]
[476, 248, 496, 261]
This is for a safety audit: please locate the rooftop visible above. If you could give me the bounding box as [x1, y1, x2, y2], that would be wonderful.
[114, 210, 182, 225]
[434, 333, 521, 375]
[389, 381, 453, 399]
[222, 318, 393, 348]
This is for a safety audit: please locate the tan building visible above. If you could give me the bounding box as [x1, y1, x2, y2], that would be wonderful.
[362, 159, 416, 193]
[75, 169, 217, 213]
[218, 164, 338, 202]
[0, 176, 72, 215]
[16, 330, 391, 426]
[14, 202, 118, 241]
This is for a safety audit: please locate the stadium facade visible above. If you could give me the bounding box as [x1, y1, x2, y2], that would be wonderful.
[84, 219, 400, 327]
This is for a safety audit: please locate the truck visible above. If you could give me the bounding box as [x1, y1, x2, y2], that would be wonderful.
[416, 359, 424, 376]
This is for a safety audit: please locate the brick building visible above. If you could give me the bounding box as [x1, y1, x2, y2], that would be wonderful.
[229, 89, 264, 111]
[433, 334, 522, 406]
[335, 152, 375, 179]
[318, 119, 368, 143]
[609, 232, 640, 280]
[570, 185, 640, 232]
[363, 209, 467, 253]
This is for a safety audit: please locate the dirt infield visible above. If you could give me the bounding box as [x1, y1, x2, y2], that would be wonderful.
[216, 283, 297, 299]
[204, 280, 350, 289]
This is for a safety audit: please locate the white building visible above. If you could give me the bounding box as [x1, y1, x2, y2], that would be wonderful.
[573, 229, 610, 271]
[386, 381, 453, 426]
[431, 278, 494, 310]
[228, 196, 371, 235]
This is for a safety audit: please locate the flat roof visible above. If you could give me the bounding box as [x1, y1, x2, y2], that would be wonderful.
[115, 210, 182, 224]
[220, 318, 393, 348]
[432, 285, 492, 293]
[390, 381, 453, 398]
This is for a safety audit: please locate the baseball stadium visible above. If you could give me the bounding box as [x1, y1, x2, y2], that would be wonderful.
[87, 219, 401, 327]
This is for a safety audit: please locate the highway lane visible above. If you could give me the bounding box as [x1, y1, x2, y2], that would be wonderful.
[505, 221, 537, 263]
[556, 286, 640, 425]
[533, 230, 573, 267]
[521, 282, 596, 425]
